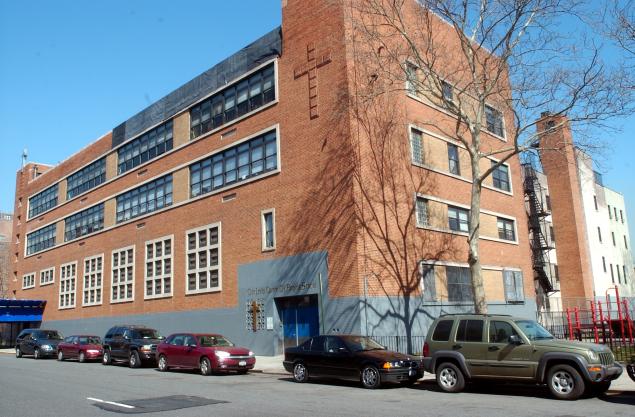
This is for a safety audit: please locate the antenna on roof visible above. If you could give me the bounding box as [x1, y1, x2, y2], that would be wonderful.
[21, 148, 28, 168]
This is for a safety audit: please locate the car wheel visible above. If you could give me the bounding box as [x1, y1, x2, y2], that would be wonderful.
[102, 349, 112, 365]
[292, 362, 309, 383]
[627, 363, 635, 382]
[34, 348, 41, 360]
[361, 365, 381, 389]
[57, 350, 64, 361]
[547, 364, 585, 400]
[79, 351, 86, 363]
[200, 357, 212, 376]
[158, 355, 168, 372]
[15, 347, 22, 358]
[436, 362, 465, 393]
[129, 351, 141, 368]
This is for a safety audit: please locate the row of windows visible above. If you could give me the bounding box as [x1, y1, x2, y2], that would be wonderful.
[118, 121, 174, 175]
[432, 319, 523, 343]
[597, 227, 629, 250]
[409, 128, 511, 192]
[416, 197, 516, 241]
[190, 131, 278, 198]
[28, 184, 58, 219]
[190, 64, 275, 139]
[26, 224, 56, 255]
[64, 203, 104, 242]
[116, 175, 173, 223]
[66, 158, 106, 200]
[607, 204, 626, 224]
[603, 257, 630, 285]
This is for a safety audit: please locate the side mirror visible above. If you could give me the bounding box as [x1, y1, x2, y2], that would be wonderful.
[508, 335, 523, 345]
[188, 343, 197, 349]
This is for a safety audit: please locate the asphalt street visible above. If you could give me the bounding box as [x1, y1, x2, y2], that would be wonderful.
[0, 355, 634, 417]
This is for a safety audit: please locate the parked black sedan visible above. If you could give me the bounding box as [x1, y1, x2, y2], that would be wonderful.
[283, 335, 423, 389]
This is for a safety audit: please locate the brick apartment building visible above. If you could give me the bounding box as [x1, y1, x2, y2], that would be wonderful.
[10, 0, 535, 355]
[524, 114, 634, 311]
[0, 212, 12, 299]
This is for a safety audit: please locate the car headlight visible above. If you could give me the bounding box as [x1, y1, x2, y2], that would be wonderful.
[382, 361, 403, 369]
[41, 345, 52, 350]
[87, 349, 100, 354]
[249, 351, 255, 357]
[215, 351, 230, 359]
[588, 350, 599, 362]
[140, 344, 153, 352]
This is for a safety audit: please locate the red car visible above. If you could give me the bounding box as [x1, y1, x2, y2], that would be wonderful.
[57, 335, 103, 362]
[156, 333, 255, 375]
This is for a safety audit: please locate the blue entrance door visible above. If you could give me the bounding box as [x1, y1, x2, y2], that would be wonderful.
[278, 295, 319, 348]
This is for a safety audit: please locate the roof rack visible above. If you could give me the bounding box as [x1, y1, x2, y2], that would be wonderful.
[439, 313, 512, 317]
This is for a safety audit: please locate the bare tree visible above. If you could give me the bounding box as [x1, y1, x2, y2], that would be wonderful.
[607, 0, 635, 58]
[350, 0, 632, 313]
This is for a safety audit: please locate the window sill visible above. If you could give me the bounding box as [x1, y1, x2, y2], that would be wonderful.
[82, 302, 103, 308]
[40, 281, 55, 287]
[185, 287, 222, 296]
[144, 293, 174, 301]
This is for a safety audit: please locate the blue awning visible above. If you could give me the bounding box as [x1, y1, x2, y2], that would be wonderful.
[0, 299, 46, 323]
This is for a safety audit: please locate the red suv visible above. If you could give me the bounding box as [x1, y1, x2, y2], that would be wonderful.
[156, 333, 255, 375]
[57, 335, 103, 362]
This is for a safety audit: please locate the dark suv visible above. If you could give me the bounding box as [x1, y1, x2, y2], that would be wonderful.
[102, 325, 163, 368]
[15, 329, 63, 359]
[423, 314, 623, 400]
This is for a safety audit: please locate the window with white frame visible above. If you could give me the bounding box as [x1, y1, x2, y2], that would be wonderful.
[485, 105, 505, 137]
[491, 161, 511, 192]
[59, 262, 77, 309]
[40, 267, 55, 286]
[145, 236, 173, 299]
[111, 246, 135, 303]
[186, 223, 221, 294]
[448, 206, 469, 232]
[83, 254, 103, 306]
[22, 273, 35, 289]
[415, 197, 429, 227]
[447, 143, 460, 175]
[497, 218, 516, 241]
[261, 209, 275, 251]
[446, 266, 473, 302]
[410, 128, 424, 165]
[405, 63, 418, 95]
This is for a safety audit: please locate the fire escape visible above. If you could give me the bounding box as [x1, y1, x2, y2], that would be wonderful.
[522, 159, 557, 295]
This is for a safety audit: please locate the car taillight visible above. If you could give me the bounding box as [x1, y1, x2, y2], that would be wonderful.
[423, 342, 430, 357]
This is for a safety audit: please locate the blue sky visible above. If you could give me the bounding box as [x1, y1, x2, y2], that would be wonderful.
[0, 1, 633, 251]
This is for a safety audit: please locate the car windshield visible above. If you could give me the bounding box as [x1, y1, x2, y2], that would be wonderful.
[79, 336, 101, 345]
[131, 329, 161, 339]
[198, 335, 234, 347]
[515, 320, 554, 340]
[36, 331, 62, 340]
[341, 336, 385, 352]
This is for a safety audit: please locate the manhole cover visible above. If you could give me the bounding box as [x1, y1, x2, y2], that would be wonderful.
[88, 395, 228, 414]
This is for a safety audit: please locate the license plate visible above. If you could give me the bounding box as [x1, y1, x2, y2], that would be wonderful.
[239, 360, 247, 366]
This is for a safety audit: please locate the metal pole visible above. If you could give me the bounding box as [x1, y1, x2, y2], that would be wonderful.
[615, 286, 624, 340]
[590, 300, 599, 344]
[574, 307, 581, 341]
[566, 308, 573, 340]
[363, 275, 369, 336]
[318, 273, 325, 335]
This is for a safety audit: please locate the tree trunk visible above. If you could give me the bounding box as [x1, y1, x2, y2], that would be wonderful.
[469, 158, 488, 314]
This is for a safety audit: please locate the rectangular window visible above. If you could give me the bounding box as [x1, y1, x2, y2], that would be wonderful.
[441, 80, 453, 102]
[116, 175, 173, 223]
[186, 223, 221, 295]
[117, 121, 173, 174]
[554, 264, 560, 281]
[598, 227, 602, 243]
[405, 63, 418, 95]
[546, 195, 551, 211]
[64, 203, 104, 241]
[456, 319, 483, 342]
[420, 263, 436, 301]
[617, 264, 621, 284]
[111, 246, 135, 303]
[190, 63, 275, 139]
[447, 143, 460, 175]
[66, 158, 106, 199]
[602, 256, 607, 272]
[415, 197, 429, 227]
[497, 218, 516, 241]
[485, 105, 505, 137]
[59, 262, 77, 309]
[28, 184, 58, 218]
[446, 266, 473, 302]
[448, 206, 469, 233]
[22, 273, 35, 290]
[26, 224, 56, 255]
[614, 207, 618, 221]
[40, 267, 55, 286]
[609, 205, 612, 220]
[550, 226, 555, 243]
[190, 131, 277, 198]
[432, 320, 453, 341]
[612, 232, 616, 246]
[503, 270, 524, 303]
[620, 209, 624, 223]
[625, 235, 629, 250]
[261, 210, 275, 251]
[144, 236, 173, 299]
[83, 255, 103, 306]
[491, 162, 511, 192]
[593, 195, 598, 210]
[624, 265, 628, 284]
[409, 129, 424, 165]
[610, 264, 614, 283]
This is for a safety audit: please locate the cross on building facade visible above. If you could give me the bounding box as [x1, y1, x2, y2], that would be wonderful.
[293, 42, 332, 119]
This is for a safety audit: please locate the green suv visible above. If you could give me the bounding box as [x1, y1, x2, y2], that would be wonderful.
[422, 314, 623, 400]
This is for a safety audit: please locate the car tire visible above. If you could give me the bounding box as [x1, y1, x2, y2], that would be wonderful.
[293, 362, 309, 383]
[158, 355, 168, 372]
[79, 351, 86, 363]
[15, 347, 22, 358]
[547, 364, 585, 400]
[200, 357, 212, 376]
[102, 349, 112, 365]
[129, 351, 141, 368]
[57, 350, 64, 361]
[34, 348, 41, 360]
[436, 362, 465, 393]
[361, 365, 381, 389]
